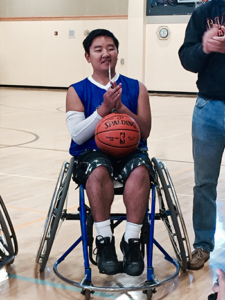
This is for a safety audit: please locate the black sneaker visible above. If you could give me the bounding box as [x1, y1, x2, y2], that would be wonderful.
[120, 235, 144, 276]
[95, 236, 120, 275]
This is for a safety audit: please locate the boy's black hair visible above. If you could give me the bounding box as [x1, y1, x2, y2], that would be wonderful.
[83, 29, 119, 55]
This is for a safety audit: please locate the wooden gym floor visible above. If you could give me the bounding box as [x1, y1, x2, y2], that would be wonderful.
[0, 87, 225, 300]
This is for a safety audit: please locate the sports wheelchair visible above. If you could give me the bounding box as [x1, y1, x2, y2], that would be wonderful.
[0, 195, 18, 269]
[36, 156, 191, 299]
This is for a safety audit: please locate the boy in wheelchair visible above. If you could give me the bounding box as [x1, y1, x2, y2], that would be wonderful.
[66, 29, 154, 276]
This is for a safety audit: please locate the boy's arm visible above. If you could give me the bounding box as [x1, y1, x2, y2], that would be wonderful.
[66, 86, 84, 112]
[66, 83, 123, 145]
[66, 86, 102, 145]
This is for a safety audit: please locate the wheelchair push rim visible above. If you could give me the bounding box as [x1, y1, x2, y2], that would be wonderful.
[159, 160, 192, 262]
[36, 157, 74, 271]
[152, 157, 190, 271]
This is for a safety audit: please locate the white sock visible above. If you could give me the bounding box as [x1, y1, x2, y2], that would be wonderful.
[94, 219, 112, 241]
[124, 221, 142, 243]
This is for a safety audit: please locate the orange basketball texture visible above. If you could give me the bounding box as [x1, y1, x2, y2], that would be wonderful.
[95, 113, 140, 157]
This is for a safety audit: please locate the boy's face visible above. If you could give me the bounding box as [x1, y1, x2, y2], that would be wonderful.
[85, 36, 118, 72]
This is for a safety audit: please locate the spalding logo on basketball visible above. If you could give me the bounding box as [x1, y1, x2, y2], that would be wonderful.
[95, 113, 140, 157]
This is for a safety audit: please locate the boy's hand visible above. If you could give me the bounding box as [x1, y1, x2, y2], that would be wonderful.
[98, 83, 122, 116]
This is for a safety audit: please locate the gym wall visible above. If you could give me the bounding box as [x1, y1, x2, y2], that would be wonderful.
[0, 0, 128, 88]
[0, 0, 128, 18]
[0, 0, 197, 92]
[145, 19, 197, 93]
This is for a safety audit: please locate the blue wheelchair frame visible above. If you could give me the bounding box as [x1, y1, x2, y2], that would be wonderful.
[36, 156, 192, 298]
[53, 180, 180, 295]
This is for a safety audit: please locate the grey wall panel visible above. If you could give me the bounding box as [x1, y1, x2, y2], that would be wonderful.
[0, 0, 8, 17]
[0, 0, 128, 18]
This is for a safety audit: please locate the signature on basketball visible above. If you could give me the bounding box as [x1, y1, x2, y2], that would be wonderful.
[106, 136, 118, 141]
[104, 120, 137, 129]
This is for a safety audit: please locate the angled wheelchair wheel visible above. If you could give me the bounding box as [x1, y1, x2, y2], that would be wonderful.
[0, 210, 14, 265]
[152, 157, 190, 271]
[0, 195, 18, 256]
[157, 160, 192, 263]
[36, 157, 74, 272]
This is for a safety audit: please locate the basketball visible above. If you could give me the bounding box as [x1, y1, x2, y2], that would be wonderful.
[95, 113, 140, 157]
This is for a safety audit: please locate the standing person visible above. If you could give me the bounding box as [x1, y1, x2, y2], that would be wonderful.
[179, 0, 225, 270]
[66, 29, 154, 276]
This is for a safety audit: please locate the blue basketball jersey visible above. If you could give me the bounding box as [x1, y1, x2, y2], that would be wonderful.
[69, 74, 148, 156]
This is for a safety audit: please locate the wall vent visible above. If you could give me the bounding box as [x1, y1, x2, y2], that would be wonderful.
[68, 30, 75, 38]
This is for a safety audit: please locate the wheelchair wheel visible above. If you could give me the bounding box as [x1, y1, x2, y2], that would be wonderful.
[0, 195, 18, 256]
[36, 157, 74, 272]
[0, 210, 14, 264]
[157, 160, 192, 262]
[152, 157, 189, 271]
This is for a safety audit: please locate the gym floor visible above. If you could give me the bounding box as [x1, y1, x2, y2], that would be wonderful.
[0, 87, 225, 300]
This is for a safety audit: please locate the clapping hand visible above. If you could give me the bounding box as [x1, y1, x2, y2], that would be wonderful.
[203, 25, 225, 54]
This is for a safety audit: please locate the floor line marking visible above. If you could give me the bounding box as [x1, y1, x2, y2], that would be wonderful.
[7, 205, 78, 214]
[177, 193, 225, 201]
[0, 173, 56, 181]
[150, 131, 191, 141]
[176, 193, 192, 197]
[6, 206, 47, 214]
[13, 205, 79, 230]
[8, 273, 117, 299]
[14, 217, 46, 230]
[170, 166, 194, 176]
